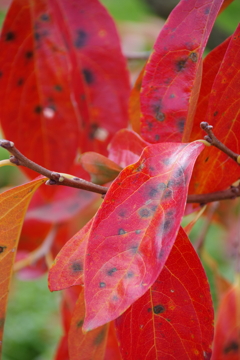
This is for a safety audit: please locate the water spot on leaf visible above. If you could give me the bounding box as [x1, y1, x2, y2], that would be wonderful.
[189, 52, 198, 62]
[99, 282, 106, 288]
[107, 267, 117, 276]
[139, 208, 151, 218]
[76, 319, 84, 328]
[82, 68, 94, 84]
[153, 304, 165, 314]
[5, 31, 15, 41]
[71, 261, 83, 273]
[34, 105, 43, 114]
[118, 228, 126, 235]
[93, 328, 106, 346]
[25, 50, 33, 59]
[176, 58, 188, 72]
[224, 341, 239, 354]
[75, 29, 88, 48]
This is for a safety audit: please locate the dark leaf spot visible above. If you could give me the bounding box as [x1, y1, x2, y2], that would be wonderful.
[153, 304, 165, 314]
[93, 328, 106, 346]
[107, 267, 117, 276]
[130, 245, 138, 254]
[127, 271, 134, 278]
[205, 157, 209, 162]
[205, 7, 210, 15]
[174, 166, 184, 178]
[5, 31, 15, 41]
[135, 230, 141, 234]
[176, 58, 188, 72]
[189, 52, 198, 62]
[71, 261, 82, 272]
[213, 111, 218, 116]
[0, 246, 6, 253]
[156, 111, 165, 122]
[34, 32, 40, 41]
[155, 134, 160, 141]
[118, 228, 126, 235]
[149, 187, 159, 198]
[25, 50, 33, 59]
[17, 78, 24, 86]
[41, 13, 50, 21]
[82, 68, 94, 84]
[163, 219, 172, 232]
[139, 208, 151, 218]
[147, 308, 152, 312]
[177, 118, 185, 133]
[76, 319, 84, 328]
[99, 282, 106, 288]
[75, 30, 88, 48]
[0, 71, 3, 78]
[224, 341, 239, 354]
[34, 105, 42, 114]
[163, 189, 172, 199]
[89, 123, 98, 140]
[54, 84, 63, 92]
[118, 209, 127, 218]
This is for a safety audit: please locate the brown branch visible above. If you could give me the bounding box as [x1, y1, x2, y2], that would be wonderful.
[187, 185, 240, 204]
[0, 139, 108, 195]
[200, 122, 240, 164]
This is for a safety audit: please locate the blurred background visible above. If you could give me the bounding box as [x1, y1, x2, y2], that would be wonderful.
[0, 0, 240, 359]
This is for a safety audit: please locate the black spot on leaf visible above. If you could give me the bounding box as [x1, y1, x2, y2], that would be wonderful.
[176, 58, 188, 72]
[127, 271, 134, 278]
[93, 328, 106, 346]
[71, 261, 82, 272]
[139, 208, 151, 218]
[153, 304, 165, 314]
[155, 134, 160, 141]
[99, 282, 106, 288]
[156, 111, 165, 122]
[163, 189, 172, 199]
[135, 230, 141, 234]
[204, 7, 210, 15]
[163, 219, 172, 233]
[174, 166, 184, 178]
[5, 31, 15, 41]
[75, 30, 88, 48]
[82, 68, 94, 84]
[224, 341, 239, 354]
[54, 84, 63, 92]
[118, 228, 126, 235]
[89, 123, 98, 139]
[107, 268, 117, 276]
[34, 105, 42, 114]
[76, 319, 84, 328]
[25, 50, 33, 59]
[34, 32, 41, 41]
[205, 157, 209, 162]
[0, 246, 6, 253]
[213, 111, 218, 116]
[177, 118, 185, 133]
[41, 13, 50, 21]
[17, 78, 24, 86]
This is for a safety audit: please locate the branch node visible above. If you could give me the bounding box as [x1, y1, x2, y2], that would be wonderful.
[0, 139, 15, 149]
[46, 179, 57, 186]
[204, 135, 213, 144]
[50, 172, 61, 182]
[200, 122, 213, 131]
[9, 155, 20, 166]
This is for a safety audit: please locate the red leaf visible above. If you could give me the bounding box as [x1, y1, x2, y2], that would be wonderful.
[0, 177, 46, 352]
[0, 0, 130, 179]
[104, 322, 122, 360]
[68, 290, 109, 360]
[108, 129, 149, 168]
[48, 219, 93, 291]
[190, 25, 240, 195]
[212, 285, 240, 360]
[140, 0, 224, 144]
[115, 227, 214, 360]
[83, 141, 204, 331]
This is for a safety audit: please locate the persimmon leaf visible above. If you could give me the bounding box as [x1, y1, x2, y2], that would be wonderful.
[48, 219, 94, 291]
[115, 227, 214, 360]
[68, 290, 109, 360]
[0, 0, 129, 179]
[0, 177, 46, 353]
[140, 0, 224, 144]
[212, 285, 240, 359]
[190, 25, 240, 195]
[83, 141, 205, 331]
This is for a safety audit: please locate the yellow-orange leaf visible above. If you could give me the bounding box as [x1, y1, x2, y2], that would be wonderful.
[0, 177, 46, 355]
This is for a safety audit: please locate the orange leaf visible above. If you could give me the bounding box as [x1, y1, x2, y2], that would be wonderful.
[129, 65, 145, 135]
[0, 177, 46, 353]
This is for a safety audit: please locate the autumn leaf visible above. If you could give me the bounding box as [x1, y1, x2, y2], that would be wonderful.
[0, 0, 130, 179]
[0, 177, 46, 355]
[129, 65, 145, 134]
[212, 283, 240, 359]
[190, 25, 240, 195]
[68, 289, 109, 360]
[83, 141, 205, 331]
[140, 0, 224, 144]
[115, 227, 214, 360]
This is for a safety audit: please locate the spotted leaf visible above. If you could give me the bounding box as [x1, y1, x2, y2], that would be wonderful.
[83, 140, 205, 331]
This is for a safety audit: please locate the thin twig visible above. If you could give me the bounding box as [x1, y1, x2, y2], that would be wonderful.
[0, 140, 108, 195]
[200, 122, 240, 164]
[187, 185, 240, 204]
